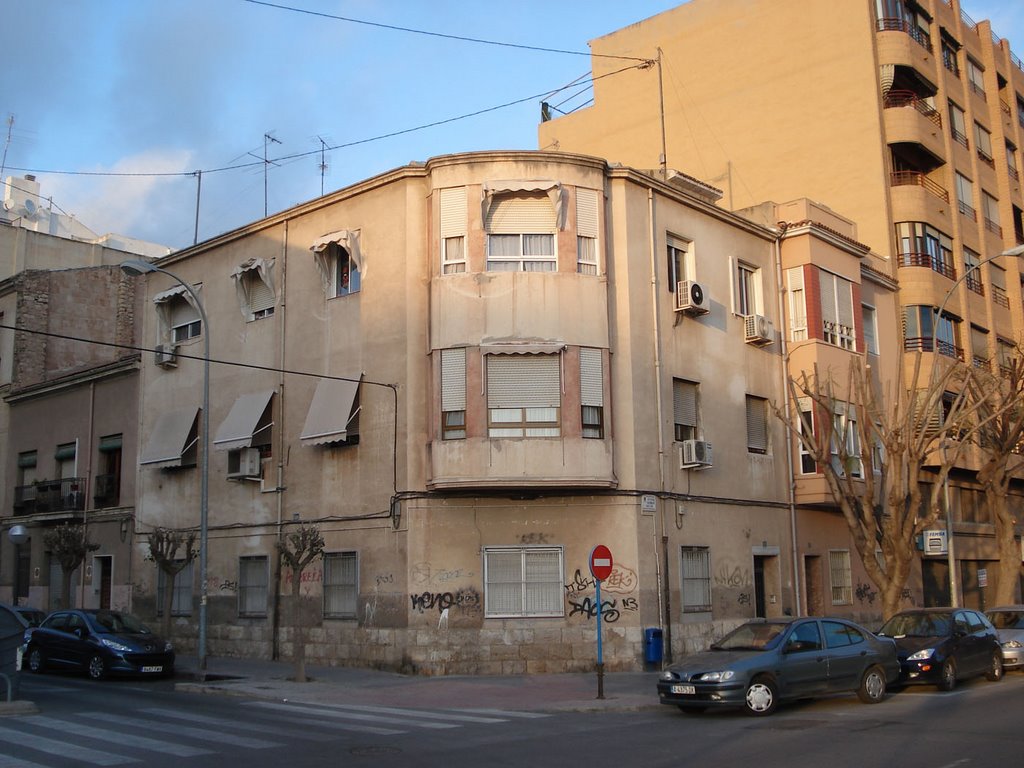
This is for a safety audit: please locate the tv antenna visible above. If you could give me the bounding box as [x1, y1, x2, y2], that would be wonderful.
[256, 131, 282, 217]
[317, 136, 330, 197]
[0, 115, 14, 195]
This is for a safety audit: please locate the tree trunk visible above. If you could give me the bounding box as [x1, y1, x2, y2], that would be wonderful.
[991, 481, 1020, 606]
[61, 568, 74, 609]
[291, 574, 306, 683]
[161, 569, 176, 640]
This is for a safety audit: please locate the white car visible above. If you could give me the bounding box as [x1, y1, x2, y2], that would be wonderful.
[986, 606, 1024, 670]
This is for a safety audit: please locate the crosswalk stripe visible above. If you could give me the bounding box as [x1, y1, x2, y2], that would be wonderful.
[0, 724, 134, 766]
[255, 701, 510, 724]
[139, 708, 336, 742]
[454, 708, 551, 719]
[78, 713, 281, 749]
[22, 716, 212, 758]
[0, 757, 51, 768]
[247, 701, 459, 729]
[234, 710, 405, 737]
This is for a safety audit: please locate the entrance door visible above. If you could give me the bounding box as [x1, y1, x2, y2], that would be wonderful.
[754, 556, 767, 617]
[922, 559, 951, 607]
[95, 555, 113, 609]
[804, 555, 824, 616]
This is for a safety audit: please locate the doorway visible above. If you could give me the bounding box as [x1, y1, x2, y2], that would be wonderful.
[804, 555, 824, 616]
[94, 555, 113, 609]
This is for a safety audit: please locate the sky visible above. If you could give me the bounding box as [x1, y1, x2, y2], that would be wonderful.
[2, 0, 1023, 252]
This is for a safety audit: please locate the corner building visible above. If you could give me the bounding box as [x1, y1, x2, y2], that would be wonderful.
[539, 0, 1024, 608]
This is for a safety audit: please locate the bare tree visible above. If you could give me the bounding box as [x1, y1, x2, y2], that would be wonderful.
[966, 354, 1024, 606]
[145, 527, 197, 639]
[42, 524, 99, 609]
[277, 524, 325, 683]
[783, 355, 992, 619]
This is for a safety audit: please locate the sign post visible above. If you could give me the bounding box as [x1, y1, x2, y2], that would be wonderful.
[589, 544, 613, 700]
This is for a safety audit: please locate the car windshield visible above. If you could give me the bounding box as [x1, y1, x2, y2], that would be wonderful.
[91, 611, 152, 635]
[711, 622, 787, 651]
[878, 612, 951, 638]
[987, 611, 1024, 630]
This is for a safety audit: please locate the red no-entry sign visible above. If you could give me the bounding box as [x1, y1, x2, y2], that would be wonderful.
[589, 544, 613, 582]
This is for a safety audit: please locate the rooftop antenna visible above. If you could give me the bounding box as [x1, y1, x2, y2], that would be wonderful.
[318, 136, 330, 197]
[262, 132, 282, 217]
[0, 115, 14, 198]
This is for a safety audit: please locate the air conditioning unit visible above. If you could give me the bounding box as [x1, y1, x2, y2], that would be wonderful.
[227, 447, 262, 480]
[744, 314, 774, 345]
[675, 280, 710, 315]
[154, 344, 178, 368]
[680, 439, 713, 470]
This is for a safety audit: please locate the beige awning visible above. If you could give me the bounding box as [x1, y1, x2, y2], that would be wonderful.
[214, 390, 275, 451]
[480, 342, 566, 355]
[300, 377, 361, 446]
[140, 406, 200, 468]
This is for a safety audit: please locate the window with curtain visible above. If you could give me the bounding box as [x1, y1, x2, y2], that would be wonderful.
[483, 547, 563, 617]
[673, 379, 699, 442]
[580, 347, 604, 439]
[746, 395, 768, 455]
[238, 556, 268, 617]
[576, 188, 599, 275]
[829, 550, 853, 605]
[680, 546, 711, 613]
[323, 552, 358, 618]
[329, 243, 361, 296]
[486, 193, 557, 272]
[440, 348, 467, 440]
[486, 353, 561, 437]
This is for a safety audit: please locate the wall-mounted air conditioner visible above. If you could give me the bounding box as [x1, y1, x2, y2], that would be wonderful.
[675, 280, 710, 315]
[154, 344, 178, 368]
[680, 439, 713, 470]
[744, 314, 774, 345]
[227, 447, 262, 480]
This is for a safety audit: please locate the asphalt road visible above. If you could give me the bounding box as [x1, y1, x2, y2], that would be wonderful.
[5, 670, 1022, 768]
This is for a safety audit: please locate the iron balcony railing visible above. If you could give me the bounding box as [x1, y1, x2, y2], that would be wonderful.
[13, 477, 87, 516]
[884, 90, 942, 126]
[958, 200, 977, 221]
[966, 273, 985, 296]
[992, 286, 1010, 309]
[977, 149, 995, 169]
[984, 218, 1003, 237]
[890, 171, 949, 201]
[904, 336, 963, 360]
[972, 355, 991, 372]
[899, 252, 957, 280]
[951, 127, 969, 148]
[876, 18, 932, 52]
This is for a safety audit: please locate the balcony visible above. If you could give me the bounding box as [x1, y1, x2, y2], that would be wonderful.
[992, 286, 1010, 309]
[972, 355, 992, 372]
[984, 218, 1003, 237]
[904, 337, 964, 360]
[966, 273, 985, 296]
[884, 91, 942, 126]
[877, 18, 931, 52]
[13, 477, 87, 516]
[899, 252, 957, 280]
[93, 473, 121, 509]
[890, 171, 949, 201]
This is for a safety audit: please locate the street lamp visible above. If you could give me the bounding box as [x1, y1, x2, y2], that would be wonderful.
[121, 258, 210, 678]
[928, 243, 1024, 608]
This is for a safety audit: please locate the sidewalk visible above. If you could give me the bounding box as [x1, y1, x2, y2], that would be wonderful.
[173, 655, 662, 713]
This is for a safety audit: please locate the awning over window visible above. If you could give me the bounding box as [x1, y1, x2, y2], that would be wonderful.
[481, 180, 566, 230]
[480, 341, 566, 355]
[300, 376, 361, 446]
[311, 229, 362, 267]
[214, 391, 275, 452]
[230, 257, 276, 318]
[140, 406, 200, 468]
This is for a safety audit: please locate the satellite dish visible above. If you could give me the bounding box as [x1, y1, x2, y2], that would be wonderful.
[23, 198, 37, 217]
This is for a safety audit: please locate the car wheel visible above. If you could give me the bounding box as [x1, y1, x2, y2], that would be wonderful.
[985, 653, 1004, 682]
[26, 646, 45, 674]
[744, 676, 778, 716]
[857, 665, 887, 704]
[87, 654, 107, 681]
[938, 658, 957, 692]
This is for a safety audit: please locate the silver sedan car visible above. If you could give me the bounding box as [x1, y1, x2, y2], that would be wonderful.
[985, 606, 1024, 670]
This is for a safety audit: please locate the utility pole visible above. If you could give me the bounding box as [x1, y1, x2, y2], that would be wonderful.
[0, 115, 14, 195]
[263, 132, 282, 217]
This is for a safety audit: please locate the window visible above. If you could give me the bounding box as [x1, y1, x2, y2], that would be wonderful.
[239, 556, 268, 617]
[680, 547, 711, 613]
[95, 434, 122, 508]
[157, 561, 193, 617]
[832, 403, 862, 478]
[673, 379, 699, 442]
[964, 248, 984, 294]
[323, 551, 358, 618]
[971, 325, 990, 370]
[576, 188, 600, 275]
[941, 35, 960, 76]
[1018, 94, 1024, 129]
[440, 187, 467, 274]
[991, 263, 1009, 308]
[975, 123, 994, 167]
[819, 270, 856, 350]
[787, 267, 807, 341]
[580, 347, 604, 439]
[735, 260, 759, 316]
[746, 395, 769, 455]
[231, 259, 276, 320]
[966, 57, 986, 99]
[55, 442, 76, 479]
[862, 304, 878, 355]
[17, 450, 37, 486]
[486, 354, 561, 437]
[955, 173, 975, 220]
[667, 236, 691, 292]
[896, 221, 955, 278]
[483, 547, 563, 618]
[485, 193, 557, 272]
[958, 487, 991, 524]
[440, 348, 467, 440]
[982, 192, 1001, 235]
[329, 243, 361, 296]
[1007, 142, 1019, 180]
[168, 295, 201, 343]
[829, 550, 853, 605]
[997, 337, 1016, 375]
[904, 306, 958, 357]
[797, 398, 816, 474]
[948, 101, 968, 147]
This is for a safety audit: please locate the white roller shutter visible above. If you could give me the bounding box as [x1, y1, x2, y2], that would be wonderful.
[486, 195, 556, 234]
[579, 348, 603, 407]
[673, 381, 697, 427]
[487, 354, 560, 408]
[576, 188, 599, 238]
[440, 187, 466, 238]
[441, 348, 467, 411]
[248, 275, 275, 313]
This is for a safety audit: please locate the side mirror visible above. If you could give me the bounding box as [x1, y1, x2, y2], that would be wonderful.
[73, 628, 84, 639]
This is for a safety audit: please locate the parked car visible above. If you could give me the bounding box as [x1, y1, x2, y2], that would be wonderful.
[657, 617, 900, 716]
[23, 609, 174, 680]
[985, 606, 1024, 670]
[13, 606, 46, 627]
[876, 608, 1003, 690]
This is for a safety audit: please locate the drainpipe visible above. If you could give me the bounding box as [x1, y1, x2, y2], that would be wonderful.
[772, 222, 802, 616]
[648, 187, 671, 662]
[272, 220, 289, 659]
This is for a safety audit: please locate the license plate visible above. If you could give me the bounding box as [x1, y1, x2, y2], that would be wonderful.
[141, 666, 163, 673]
[671, 684, 696, 695]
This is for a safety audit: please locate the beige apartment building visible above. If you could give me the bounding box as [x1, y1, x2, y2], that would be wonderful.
[100, 149, 899, 672]
[539, 0, 1024, 608]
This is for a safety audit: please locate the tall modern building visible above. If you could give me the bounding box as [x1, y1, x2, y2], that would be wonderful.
[539, 0, 1024, 606]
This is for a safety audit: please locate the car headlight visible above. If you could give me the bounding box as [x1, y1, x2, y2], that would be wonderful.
[660, 670, 675, 681]
[1003, 640, 1023, 649]
[698, 670, 735, 682]
[907, 648, 934, 661]
[164, 641, 174, 652]
[100, 637, 131, 652]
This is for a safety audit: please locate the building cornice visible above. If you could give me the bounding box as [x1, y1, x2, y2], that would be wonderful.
[4, 355, 140, 404]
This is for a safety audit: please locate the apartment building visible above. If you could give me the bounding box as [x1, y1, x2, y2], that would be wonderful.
[102, 149, 898, 672]
[538, 0, 1024, 608]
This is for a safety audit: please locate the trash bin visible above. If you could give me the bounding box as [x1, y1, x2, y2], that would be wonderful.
[644, 627, 663, 665]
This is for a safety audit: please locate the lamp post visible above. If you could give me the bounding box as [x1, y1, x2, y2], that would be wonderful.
[121, 259, 210, 678]
[928, 244, 1024, 608]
